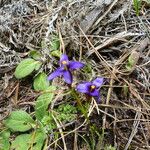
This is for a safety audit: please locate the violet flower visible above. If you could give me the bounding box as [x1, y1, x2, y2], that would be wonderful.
[76, 78, 104, 102]
[48, 54, 84, 84]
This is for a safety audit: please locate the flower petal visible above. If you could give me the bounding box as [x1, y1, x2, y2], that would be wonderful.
[47, 67, 63, 80]
[92, 78, 104, 88]
[60, 54, 69, 62]
[90, 89, 99, 97]
[76, 82, 91, 94]
[69, 61, 84, 70]
[63, 70, 72, 84]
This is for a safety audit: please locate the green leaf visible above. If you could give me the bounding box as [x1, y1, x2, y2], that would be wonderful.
[29, 50, 42, 60]
[11, 134, 31, 150]
[35, 86, 56, 121]
[50, 36, 61, 57]
[41, 115, 56, 131]
[32, 130, 46, 150]
[125, 51, 139, 71]
[128, 55, 135, 66]
[56, 104, 77, 123]
[133, 0, 141, 16]
[0, 130, 10, 150]
[83, 63, 92, 73]
[104, 145, 116, 150]
[51, 36, 60, 51]
[35, 61, 42, 71]
[3, 110, 35, 132]
[10, 130, 46, 150]
[51, 50, 61, 58]
[15, 58, 41, 79]
[33, 73, 49, 91]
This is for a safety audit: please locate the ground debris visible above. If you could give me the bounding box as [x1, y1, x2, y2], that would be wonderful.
[0, 0, 150, 149]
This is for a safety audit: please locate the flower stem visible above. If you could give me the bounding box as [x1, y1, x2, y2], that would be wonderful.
[71, 89, 87, 117]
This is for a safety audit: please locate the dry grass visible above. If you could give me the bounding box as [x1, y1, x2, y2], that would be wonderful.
[0, 0, 150, 149]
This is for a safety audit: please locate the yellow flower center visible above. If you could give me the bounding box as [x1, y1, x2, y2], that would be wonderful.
[90, 85, 96, 90]
[61, 61, 67, 65]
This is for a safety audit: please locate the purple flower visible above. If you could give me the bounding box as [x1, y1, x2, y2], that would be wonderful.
[76, 78, 104, 102]
[48, 54, 84, 84]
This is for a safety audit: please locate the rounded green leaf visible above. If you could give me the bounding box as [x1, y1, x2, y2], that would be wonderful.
[0, 130, 10, 150]
[35, 86, 56, 121]
[11, 134, 31, 150]
[33, 73, 49, 91]
[29, 50, 42, 60]
[3, 110, 35, 132]
[14, 58, 41, 79]
[35, 61, 42, 71]
[11, 130, 46, 150]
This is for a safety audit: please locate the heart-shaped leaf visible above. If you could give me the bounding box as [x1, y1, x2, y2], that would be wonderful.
[11, 134, 31, 150]
[33, 73, 49, 91]
[11, 130, 46, 150]
[3, 110, 35, 132]
[15, 58, 41, 79]
[35, 86, 56, 121]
